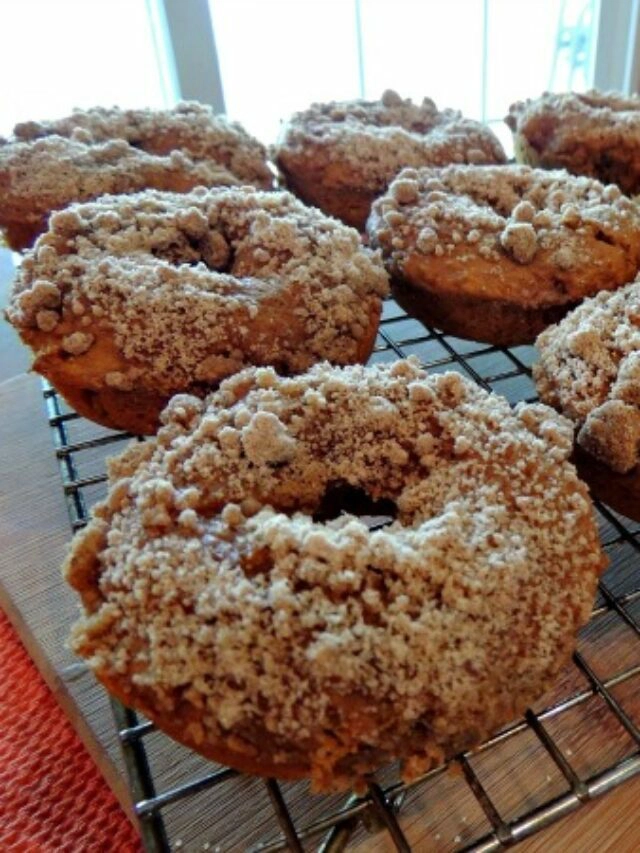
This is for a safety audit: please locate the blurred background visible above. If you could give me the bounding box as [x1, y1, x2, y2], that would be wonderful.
[0, 0, 637, 156]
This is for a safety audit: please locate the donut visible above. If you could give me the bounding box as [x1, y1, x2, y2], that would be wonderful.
[534, 280, 640, 520]
[0, 102, 273, 250]
[64, 359, 605, 792]
[506, 90, 640, 195]
[12, 102, 273, 188]
[5, 187, 388, 435]
[367, 164, 640, 345]
[0, 136, 241, 251]
[274, 89, 506, 231]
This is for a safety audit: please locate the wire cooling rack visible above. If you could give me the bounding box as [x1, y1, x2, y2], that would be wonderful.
[44, 297, 640, 852]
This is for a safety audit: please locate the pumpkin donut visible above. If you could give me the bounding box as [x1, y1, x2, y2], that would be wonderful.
[275, 89, 506, 231]
[506, 90, 640, 195]
[0, 102, 273, 250]
[367, 163, 640, 345]
[6, 186, 388, 434]
[534, 279, 640, 521]
[64, 359, 605, 792]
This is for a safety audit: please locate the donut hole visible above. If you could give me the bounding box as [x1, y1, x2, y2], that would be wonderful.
[150, 240, 201, 267]
[313, 481, 397, 529]
[150, 230, 233, 272]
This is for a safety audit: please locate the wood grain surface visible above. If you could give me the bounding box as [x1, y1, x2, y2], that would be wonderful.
[0, 250, 30, 383]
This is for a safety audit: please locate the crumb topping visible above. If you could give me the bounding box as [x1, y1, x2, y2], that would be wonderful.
[7, 187, 388, 394]
[0, 135, 240, 224]
[534, 280, 640, 472]
[11, 101, 273, 188]
[367, 164, 640, 304]
[507, 89, 640, 132]
[276, 91, 506, 191]
[66, 359, 604, 787]
[506, 90, 640, 193]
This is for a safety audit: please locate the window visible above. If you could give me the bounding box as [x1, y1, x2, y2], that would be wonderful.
[1, 0, 638, 152]
[0, 0, 170, 137]
[207, 0, 603, 153]
[209, 0, 362, 144]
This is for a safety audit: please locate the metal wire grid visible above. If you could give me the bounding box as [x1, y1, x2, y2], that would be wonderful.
[42, 297, 640, 852]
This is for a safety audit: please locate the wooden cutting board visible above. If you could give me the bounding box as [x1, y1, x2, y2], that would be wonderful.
[2, 371, 640, 852]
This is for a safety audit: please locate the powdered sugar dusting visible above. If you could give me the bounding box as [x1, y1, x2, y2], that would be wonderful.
[0, 136, 240, 234]
[0, 102, 273, 247]
[276, 91, 506, 191]
[535, 279, 640, 472]
[368, 164, 640, 305]
[66, 359, 604, 789]
[506, 90, 640, 195]
[12, 101, 272, 188]
[7, 186, 388, 398]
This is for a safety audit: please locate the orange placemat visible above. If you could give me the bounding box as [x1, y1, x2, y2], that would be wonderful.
[0, 608, 142, 852]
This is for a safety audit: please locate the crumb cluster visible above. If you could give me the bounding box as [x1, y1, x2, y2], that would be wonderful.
[11, 101, 273, 188]
[368, 164, 640, 304]
[66, 359, 604, 789]
[276, 90, 506, 190]
[0, 135, 239, 225]
[535, 279, 640, 472]
[506, 90, 640, 195]
[7, 186, 388, 396]
[0, 102, 273, 249]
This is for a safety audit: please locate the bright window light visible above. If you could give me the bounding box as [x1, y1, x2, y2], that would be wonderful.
[209, 0, 362, 143]
[358, 0, 485, 119]
[486, 0, 596, 119]
[209, 0, 598, 153]
[0, 0, 601, 156]
[0, 0, 170, 136]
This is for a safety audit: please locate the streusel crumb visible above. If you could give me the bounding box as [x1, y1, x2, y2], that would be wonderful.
[65, 359, 604, 790]
[535, 279, 640, 472]
[8, 186, 388, 398]
[507, 90, 640, 195]
[369, 163, 638, 276]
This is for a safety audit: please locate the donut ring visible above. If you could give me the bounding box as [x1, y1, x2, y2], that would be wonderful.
[506, 90, 640, 195]
[0, 102, 273, 250]
[64, 359, 605, 792]
[275, 89, 506, 231]
[367, 164, 640, 345]
[0, 136, 242, 251]
[6, 187, 388, 434]
[534, 280, 640, 520]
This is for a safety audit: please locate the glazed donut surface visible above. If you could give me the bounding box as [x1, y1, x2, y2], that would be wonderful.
[506, 90, 640, 195]
[65, 359, 605, 792]
[6, 186, 388, 434]
[367, 164, 640, 344]
[275, 89, 506, 230]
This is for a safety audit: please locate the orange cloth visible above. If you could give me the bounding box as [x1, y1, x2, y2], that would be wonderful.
[0, 608, 142, 852]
